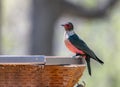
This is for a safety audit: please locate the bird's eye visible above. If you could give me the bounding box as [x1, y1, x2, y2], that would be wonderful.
[66, 24, 70, 28]
[67, 24, 69, 27]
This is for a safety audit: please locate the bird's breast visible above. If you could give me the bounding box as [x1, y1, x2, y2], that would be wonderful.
[64, 39, 85, 55]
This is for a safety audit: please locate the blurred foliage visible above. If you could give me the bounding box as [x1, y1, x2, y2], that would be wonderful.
[2, 0, 30, 54]
[67, 0, 102, 8]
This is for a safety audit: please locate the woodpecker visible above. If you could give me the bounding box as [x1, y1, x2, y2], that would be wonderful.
[62, 22, 104, 76]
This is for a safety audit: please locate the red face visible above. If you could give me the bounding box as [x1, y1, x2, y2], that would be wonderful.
[62, 23, 73, 31]
[64, 24, 70, 30]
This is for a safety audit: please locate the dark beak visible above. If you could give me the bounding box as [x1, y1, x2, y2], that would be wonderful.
[61, 24, 65, 26]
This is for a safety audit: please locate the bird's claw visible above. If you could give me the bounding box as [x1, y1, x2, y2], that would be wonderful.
[76, 81, 86, 87]
[72, 55, 82, 59]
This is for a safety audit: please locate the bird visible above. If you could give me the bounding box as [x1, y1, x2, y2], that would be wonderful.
[61, 22, 104, 76]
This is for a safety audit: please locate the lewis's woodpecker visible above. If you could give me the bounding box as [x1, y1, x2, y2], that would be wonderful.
[62, 22, 104, 76]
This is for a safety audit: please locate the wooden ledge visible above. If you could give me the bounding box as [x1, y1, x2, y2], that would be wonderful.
[0, 55, 85, 65]
[0, 55, 86, 87]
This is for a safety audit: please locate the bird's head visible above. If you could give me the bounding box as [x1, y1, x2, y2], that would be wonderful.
[61, 22, 74, 31]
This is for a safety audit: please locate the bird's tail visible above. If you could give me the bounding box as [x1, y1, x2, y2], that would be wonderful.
[92, 56, 104, 65]
[85, 55, 104, 76]
[85, 56, 91, 76]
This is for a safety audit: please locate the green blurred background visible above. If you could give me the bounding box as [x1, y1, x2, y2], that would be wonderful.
[0, 0, 120, 87]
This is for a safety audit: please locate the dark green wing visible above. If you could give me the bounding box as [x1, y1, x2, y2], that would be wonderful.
[68, 34, 96, 58]
[69, 34, 104, 64]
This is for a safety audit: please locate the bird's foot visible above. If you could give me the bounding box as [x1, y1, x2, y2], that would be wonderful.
[72, 55, 83, 59]
[76, 81, 86, 87]
[72, 55, 77, 59]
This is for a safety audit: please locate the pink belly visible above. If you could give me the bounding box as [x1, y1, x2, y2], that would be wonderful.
[64, 39, 85, 55]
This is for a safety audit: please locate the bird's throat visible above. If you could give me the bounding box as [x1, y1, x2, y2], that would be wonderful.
[66, 30, 75, 37]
